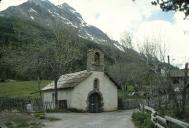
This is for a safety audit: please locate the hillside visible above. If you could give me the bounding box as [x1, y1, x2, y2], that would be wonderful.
[0, 0, 152, 89]
[0, 0, 116, 46]
[0, 80, 50, 97]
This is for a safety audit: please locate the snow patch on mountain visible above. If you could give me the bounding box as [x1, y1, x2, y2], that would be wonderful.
[86, 32, 94, 40]
[30, 16, 34, 20]
[0, 0, 116, 47]
[78, 17, 86, 26]
[65, 20, 78, 28]
[29, 8, 38, 14]
[48, 9, 52, 14]
[114, 42, 124, 51]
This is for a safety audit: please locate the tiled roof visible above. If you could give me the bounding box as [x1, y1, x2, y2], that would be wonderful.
[42, 70, 92, 91]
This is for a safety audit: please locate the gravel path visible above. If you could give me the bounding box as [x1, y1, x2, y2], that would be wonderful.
[44, 110, 136, 128]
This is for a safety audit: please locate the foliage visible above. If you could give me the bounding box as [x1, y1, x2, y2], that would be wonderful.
[127, 84, 135, 92]
[0, 80, 50, 97]
[132, 112, 155, 128]
[0, 17, 102, 81]
[152, 0, 189, 18]
[0, 16, 148, 84]
[0, 16, 170, 100]
[183, 117, 189, 123]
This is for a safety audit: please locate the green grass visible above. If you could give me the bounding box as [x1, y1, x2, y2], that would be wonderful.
[127, 84, 135, 92]
[0, 80, 50, 98]
[182, 117, 189, 123]
[132, 112, 154, 128]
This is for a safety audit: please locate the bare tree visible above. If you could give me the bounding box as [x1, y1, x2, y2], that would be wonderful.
[9, 21, 81, 109]
[120, 32, 133, 51]
[43, 24, 81, 109]
[137, 37, 169, 108]
[138, 33, 168, 64]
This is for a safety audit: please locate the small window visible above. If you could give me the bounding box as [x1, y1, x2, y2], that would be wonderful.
[59, 100, 67, 109]
[94, 78, 99, 89]
[94, 52, 100, 65]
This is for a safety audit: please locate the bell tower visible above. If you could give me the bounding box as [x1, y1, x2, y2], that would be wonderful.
[87, 49, 104, 72]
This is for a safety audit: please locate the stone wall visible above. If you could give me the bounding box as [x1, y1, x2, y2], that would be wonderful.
[87, 49, 104, 72]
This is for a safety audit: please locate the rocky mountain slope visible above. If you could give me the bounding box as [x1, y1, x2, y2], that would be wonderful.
[0, 0, 148, 84]
[0, 0, 117, 46]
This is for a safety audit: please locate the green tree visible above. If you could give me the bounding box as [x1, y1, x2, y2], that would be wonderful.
[151, 0, 189, 18]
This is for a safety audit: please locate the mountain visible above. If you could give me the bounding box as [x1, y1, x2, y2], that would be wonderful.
[0, 0, 116, 46]
[0, 0, 149, 85]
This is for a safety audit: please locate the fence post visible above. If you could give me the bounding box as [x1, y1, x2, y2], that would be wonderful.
[140, 104, 144, 112]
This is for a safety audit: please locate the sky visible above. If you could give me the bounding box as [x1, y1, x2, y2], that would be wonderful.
[0, 0, 189, 68]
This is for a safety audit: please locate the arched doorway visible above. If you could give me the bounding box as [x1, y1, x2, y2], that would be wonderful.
[88, 92, 103, 113]
[94, 52, 100, 65]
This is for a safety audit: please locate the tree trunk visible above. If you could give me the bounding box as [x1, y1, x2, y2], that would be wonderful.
[37, 75, 44, 112]
[54, 77, 58, 109]
[37, 76, 42, 99]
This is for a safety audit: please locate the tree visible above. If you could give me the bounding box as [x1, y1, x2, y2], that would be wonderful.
[120, 32, 133, 51]
[5, 18, 81, 109]
[0, 45, 18, 82]
[152, 0, 189, 18]
[108, 32, 148, 97]
[0, 46, 6, 81]
[137, 37, 169, 109]
[42, 24, 81, 109]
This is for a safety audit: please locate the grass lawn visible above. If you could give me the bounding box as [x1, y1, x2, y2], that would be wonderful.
[0, 80, 50, 98]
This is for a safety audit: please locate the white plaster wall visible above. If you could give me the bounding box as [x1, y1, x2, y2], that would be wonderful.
[101, 74, 118, 111]
[58, 89, 72, 108]
[70, 71, 118, 111]
[43, 91, 55, 109]
[43, 89, 72, 108]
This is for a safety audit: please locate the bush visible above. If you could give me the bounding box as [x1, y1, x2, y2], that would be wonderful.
[132, 112, 154, 128]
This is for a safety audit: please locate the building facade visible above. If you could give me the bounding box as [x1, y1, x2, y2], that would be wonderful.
[42, 49, 120, 112]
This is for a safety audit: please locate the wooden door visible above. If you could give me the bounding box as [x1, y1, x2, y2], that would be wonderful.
[89, 93, 101, 113]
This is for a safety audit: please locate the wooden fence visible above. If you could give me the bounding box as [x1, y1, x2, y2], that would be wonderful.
[140, 104, 189, 128]
[0, 97, 43, 112]
[0, 97, 57, 112]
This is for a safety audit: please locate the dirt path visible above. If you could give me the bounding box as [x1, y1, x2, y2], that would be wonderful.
[44, 110, 136, 128]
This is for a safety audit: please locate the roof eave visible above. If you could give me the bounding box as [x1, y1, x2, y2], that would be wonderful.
[105, 72, 121, 89]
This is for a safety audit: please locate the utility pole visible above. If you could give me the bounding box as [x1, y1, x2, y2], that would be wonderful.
[168, 56, 170, 64]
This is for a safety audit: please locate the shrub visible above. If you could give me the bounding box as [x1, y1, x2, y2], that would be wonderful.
[132, 112, 154, 128]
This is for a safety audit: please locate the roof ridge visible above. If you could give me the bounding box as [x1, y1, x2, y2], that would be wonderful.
[41, 70, 92, 91]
